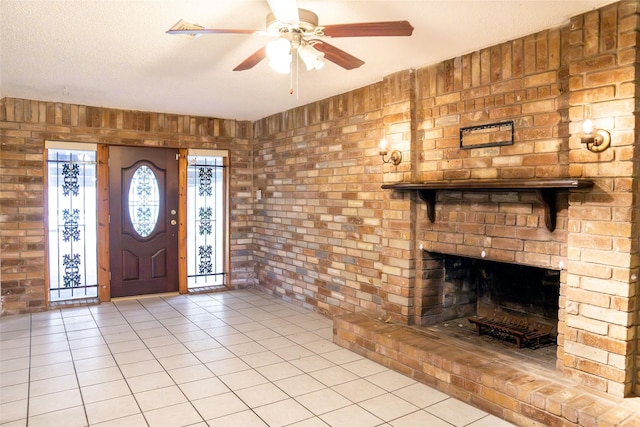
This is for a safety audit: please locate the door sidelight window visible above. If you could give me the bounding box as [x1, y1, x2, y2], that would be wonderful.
[187, 150, 228, 289]
[46, 141, 98, 302]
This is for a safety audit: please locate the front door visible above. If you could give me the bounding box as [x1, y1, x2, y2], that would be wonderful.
[109, 147, 179, 298]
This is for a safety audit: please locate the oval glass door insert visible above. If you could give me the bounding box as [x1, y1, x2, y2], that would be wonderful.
[128, 165, 160, 238]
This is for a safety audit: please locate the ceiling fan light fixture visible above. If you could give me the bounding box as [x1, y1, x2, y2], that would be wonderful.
[266, 38, 291, 60]
[298, 44, 325, 70]
[269, 57, 292, 74]
[167, 5, 413, 73]
[266, 38, 292, 73]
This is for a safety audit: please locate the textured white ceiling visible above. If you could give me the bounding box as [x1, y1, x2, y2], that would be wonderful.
[1, 0, 616, 121]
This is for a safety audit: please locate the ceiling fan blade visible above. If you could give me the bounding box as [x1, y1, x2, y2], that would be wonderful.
[233, 46, 267, 71]
[166, 19, 266, 37]
[266, 0, 299, 23]
[311, 41, 364, 70]
[322, 21, 414, 38]
[168, 28, 265, 35]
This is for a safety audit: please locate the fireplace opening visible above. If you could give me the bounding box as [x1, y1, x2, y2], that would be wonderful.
[419, 252, 559, 367]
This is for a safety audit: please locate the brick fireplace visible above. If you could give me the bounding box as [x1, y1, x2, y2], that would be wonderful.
[420, 252, 560, 334]
[356, 1, 639, 402]
[331, 2, 640, 423]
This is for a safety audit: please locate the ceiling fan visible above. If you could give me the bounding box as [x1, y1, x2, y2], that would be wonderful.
[167, 0, 413, 74]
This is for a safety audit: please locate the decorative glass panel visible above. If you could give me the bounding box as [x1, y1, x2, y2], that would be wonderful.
[128, 165, 160, 238]
[47, 147, 98, 301]
[62, 163, 80, 196]
[187, 155, 226, 289]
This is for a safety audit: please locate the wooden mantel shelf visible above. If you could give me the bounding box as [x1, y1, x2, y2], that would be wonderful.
[381, 179, 594, 232]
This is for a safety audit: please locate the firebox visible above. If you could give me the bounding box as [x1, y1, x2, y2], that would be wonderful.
[419, 251, 560, 347]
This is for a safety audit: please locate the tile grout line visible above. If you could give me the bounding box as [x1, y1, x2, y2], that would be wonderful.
[3, 289, 513, 426]
[116, 292, 270, 425]
[25, 313, 33, 427]
[106, 296, 189, 426]
[158, 293, 257, 425]
[241, 294, 388, 426]
[171, 292, 286, 426]
[184, 292, 387, 426]
[60, 308, 91, 427]
[94, 301, 139, 423]
[242, 292, 463, 426]
[174, 292, 324, 425]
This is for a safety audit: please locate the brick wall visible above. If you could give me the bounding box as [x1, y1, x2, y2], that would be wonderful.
[414, 25, 570, 266]
[250, 71, 418, 325]
[254, 1, 639, 397]
[1, 0, 637, 398]
[0, 99, 255, 315]
[252, 84, 406, 320]
[565, 1, 640, 397]
[381, 70, 417, 323]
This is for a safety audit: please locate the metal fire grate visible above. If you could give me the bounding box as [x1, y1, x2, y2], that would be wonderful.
[467, 313, 552, 348]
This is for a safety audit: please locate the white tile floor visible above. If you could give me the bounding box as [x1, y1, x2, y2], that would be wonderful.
[0, 289, 516, 426]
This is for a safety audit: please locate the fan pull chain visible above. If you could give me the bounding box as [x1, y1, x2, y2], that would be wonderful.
[289, 75, 293, 95]
[289, 54, 294, 95]
[287, 49, 300, 98]
[296, 53, 299, 99]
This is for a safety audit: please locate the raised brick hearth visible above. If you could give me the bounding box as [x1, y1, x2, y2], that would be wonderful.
[333, 312, 640, 426]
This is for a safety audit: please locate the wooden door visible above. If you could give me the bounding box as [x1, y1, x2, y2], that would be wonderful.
[109, 147, 179, 297]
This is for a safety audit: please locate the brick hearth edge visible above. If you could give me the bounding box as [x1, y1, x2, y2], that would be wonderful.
[333, 312, 640, 426]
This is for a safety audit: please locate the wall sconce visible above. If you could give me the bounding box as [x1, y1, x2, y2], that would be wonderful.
[378, 139, 402, 166]
[580, 118, 611, 153]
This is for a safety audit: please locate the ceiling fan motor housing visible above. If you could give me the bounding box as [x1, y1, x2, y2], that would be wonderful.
[266, 9, 320, 35]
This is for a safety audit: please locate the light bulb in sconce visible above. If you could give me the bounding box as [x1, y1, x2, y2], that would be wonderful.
[378, 139, 389, 155]
[580, 116, 611, 153]
[378, 139, 402, 166]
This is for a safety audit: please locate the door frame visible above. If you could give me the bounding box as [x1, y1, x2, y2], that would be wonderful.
[178, 148, 188, 296]
[95, 145, 230, 302]
[97, 144, 110, 302]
